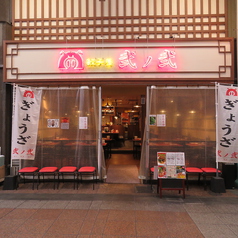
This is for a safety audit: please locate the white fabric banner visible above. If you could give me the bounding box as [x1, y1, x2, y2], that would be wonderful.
[217, 84, 238, 163]
[11, 86, 42, 160]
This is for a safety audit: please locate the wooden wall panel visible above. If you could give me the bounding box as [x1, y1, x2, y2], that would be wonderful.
[12, 0, 228, 41]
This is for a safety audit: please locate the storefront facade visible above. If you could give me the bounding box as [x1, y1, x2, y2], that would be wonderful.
[3, 39, 235, 179]
[1, 0, 237, 180]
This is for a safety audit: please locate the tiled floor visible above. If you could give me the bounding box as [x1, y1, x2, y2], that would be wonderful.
[0, 154, 238, 237]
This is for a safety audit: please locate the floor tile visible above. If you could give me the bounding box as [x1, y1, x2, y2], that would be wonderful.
[103, 220, 136, 236]
[197, 223, 237, 238]
[107, 209, 135, 221]
[58, 209, 88, 221]
[46, 219, 82, 235]
[30, 208, 63, 220]
[135, 220, 168, 237]
[14, 218, 54, 235]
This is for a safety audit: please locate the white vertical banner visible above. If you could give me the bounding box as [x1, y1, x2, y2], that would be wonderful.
[11, 86, 42, 160]
[217, 84, 238, 163]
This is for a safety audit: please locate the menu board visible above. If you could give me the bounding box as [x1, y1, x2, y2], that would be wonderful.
[157, 152, 186, 179]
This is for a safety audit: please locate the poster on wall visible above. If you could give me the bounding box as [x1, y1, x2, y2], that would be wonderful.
[157, 114, 166, 127]
[149, 115, 157, 126]
[61, 117, 70, 129]
[157, 152, 186, 179]
[79, 117, 88, 129]
[47, 119, 59, 128]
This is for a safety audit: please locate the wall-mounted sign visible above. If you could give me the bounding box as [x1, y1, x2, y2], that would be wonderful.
[61, 117, 70, 129]
[47, 119, 59, 128]
[157, 114, 166, 127]
[79, 117, 88, 129]
[4, 40, 234, 83]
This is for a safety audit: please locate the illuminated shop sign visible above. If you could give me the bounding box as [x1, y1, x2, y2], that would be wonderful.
[158, 49, 177, 69]
[58, 50, 84, 70]
[57, 49, 177, 71]
[86, 58, 113, 67]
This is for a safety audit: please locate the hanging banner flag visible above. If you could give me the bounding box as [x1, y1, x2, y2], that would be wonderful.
[217, 84, 238, 163]
[11, 85, 42, 160]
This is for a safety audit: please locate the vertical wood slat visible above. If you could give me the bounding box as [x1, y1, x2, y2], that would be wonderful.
[146, 0, 149, 38]
[185, 0, 188, 38]
[41, 0, 44, 19]
[139, 0, 141, 38]
[208, 0, 211, 38]
[19, 0, 22, 20]
[79, 0, 81, 19]
[27, 0, 29, 19]
[224, 0, 228, 37]
[93, 0, 96, 39]
[123, 0, 126, 39]
[48, 0, 51, 19]
[116, 0, 118, 40]
[86, 0, 89, 39]
[101, 0, 104, 38]
[131, 0, 134, 38]
[34, 0, 37, 21]
[161, 0, 164, 38]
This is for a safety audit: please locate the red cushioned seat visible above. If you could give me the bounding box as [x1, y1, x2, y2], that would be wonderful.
[37, 167, 58, 190]
[39, 167, 58, 173]
[201, 167, 221, 173]
[19, 167, 39, 173]
[78, 166, 97, 190]
[18, 167, 39, 190]
[58, 166, 77, 189]
[59, 166, 77, 173]
[78, 166, 96, 173]
[186, 167, 203, 173]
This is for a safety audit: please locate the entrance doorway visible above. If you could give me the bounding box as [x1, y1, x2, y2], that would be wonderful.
[101, 85, 146, 183]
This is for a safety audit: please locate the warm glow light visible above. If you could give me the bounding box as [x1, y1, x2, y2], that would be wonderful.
[58, 50, 84, 70]
[158, 50, 177, 69]
[86, 58, 113, 67]
[142, 56, 153, 68]
[189, 110, 196, 114]
[57, 48, 178, 72]
[119, 50, 137, 69]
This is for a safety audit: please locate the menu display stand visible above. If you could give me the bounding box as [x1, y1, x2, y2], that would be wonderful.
[157, 178, 185, 198]
[156, 152, 186, 198]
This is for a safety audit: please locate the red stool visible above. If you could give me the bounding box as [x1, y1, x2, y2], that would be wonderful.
[18, 167, 39, 190]
[185, 167, 203, 190]
[77, 166, 97, 190]
[37, 167, 58, 189]
[58, 166, 77, 189]
[201, 167, 222, 190]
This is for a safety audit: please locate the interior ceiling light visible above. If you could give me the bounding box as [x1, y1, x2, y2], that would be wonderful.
[134, 102, 141, 108]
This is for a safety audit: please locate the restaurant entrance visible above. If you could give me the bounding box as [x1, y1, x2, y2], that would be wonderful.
[101, 85, 146, 183]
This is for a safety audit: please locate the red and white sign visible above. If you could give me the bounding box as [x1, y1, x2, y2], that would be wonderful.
[216, 84, 238, 163]
[11, 86, 42, 160]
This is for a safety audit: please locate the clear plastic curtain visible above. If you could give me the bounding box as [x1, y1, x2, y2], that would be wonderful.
[139, 86, 216, 179]
[21, 86, 106, 179]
